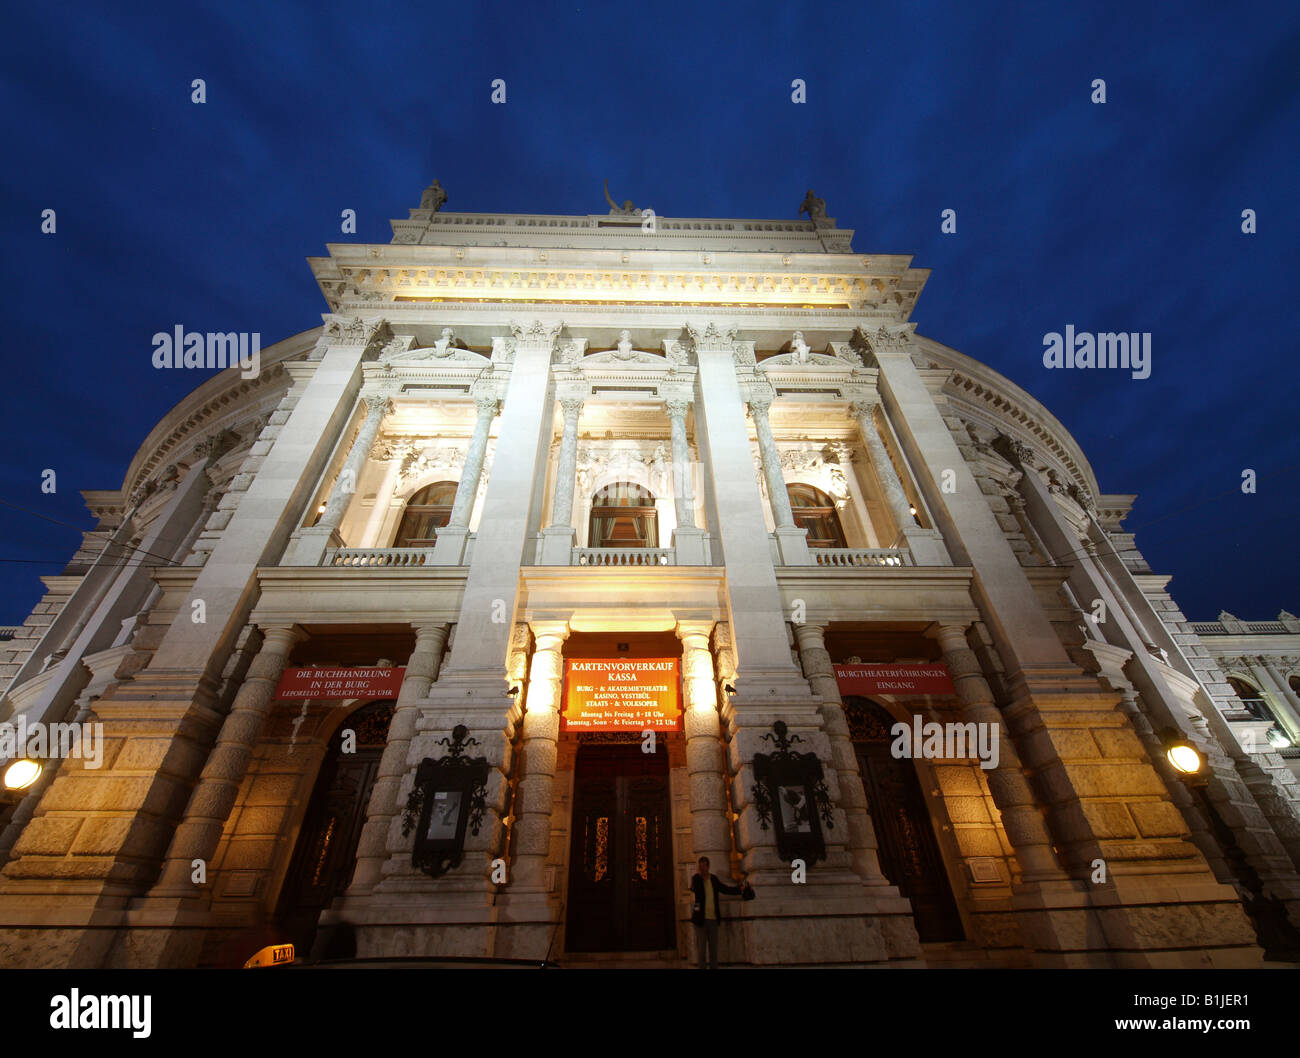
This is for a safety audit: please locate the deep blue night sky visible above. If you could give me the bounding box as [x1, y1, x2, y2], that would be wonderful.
[0, 2, 1296, 625]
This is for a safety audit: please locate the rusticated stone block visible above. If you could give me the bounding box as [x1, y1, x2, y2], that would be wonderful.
[69, 816, 154, 857]
[1128, 800, 1190, 838]
[944, 796, 991, 824]
[1080, 800, 1138, 838]
[933, 764, 982, 796]
[220, 838, 277, 870]
[1093, 728, 1145, 759]
[11, 815, 83, 856]
[113, 738, 173, 771]
[1063, 763, 1166, 798]
[955, 828, 1005, 858]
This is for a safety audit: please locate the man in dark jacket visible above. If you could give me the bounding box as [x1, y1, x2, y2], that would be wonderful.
[690, 856, 749, 969]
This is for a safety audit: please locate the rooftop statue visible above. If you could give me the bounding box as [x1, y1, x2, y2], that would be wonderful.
[798, 189, 827, 221]
[604, 179, 639, 216]
[420, 179, 448, 212]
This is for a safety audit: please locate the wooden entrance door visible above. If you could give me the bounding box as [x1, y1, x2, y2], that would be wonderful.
[565, 744, 675, 952]
[845, 697, 965, 942]
[275, 701, 393, 954]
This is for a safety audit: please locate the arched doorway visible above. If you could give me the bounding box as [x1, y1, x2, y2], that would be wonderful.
[394, 481, 459, 546]
[787, 483, 846, 548]
[274, 699, 394, 954]
[844, 696, 964, 942]
[588, 481, 658, 548]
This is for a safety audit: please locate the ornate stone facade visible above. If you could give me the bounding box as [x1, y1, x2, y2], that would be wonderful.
[0, 186, 1295, 970]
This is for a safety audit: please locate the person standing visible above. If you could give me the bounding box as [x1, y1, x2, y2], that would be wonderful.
[690, 856, 750, 969]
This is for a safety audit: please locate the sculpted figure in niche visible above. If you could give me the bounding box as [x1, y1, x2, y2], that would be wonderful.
[432, 327, 459, 357]
[614, 330, 635, 359]
[790, 331, 811, 362]
[420, 179, 448, 212]
[798, 190, 827, 220]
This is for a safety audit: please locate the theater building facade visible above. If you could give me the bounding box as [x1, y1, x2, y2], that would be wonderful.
[2, 186, 1298, 969]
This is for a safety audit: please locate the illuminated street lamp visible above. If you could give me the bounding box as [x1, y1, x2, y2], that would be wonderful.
[1165, 739, 1203, 776]
[3, 758, 41, 790]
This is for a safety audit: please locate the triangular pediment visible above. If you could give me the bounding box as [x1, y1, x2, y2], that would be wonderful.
[581, 348, 667, 367]
[381, 344, 492, 365]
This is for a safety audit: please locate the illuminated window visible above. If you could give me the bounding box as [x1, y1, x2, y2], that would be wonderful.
[787, 483, 846, 548]
[1227, 676, 1278, 723]
[394, 481, 459, 546]
[589, 482, 658, 548]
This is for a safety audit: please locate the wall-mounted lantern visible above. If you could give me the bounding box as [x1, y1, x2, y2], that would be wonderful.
[402, 725, 489, 878]
[750, 720, 834, 866]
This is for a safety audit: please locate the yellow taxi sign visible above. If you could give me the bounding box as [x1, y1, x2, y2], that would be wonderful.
[243, 943, 294, 968]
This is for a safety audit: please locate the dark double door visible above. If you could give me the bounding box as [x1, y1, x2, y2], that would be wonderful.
[565, 744, 676, 952]
[847, 697, 965, 943]
[275, 702, 393, 955]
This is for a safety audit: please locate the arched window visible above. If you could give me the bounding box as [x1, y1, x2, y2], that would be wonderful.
[589, 481, 658, 548]
[394, 481, 459, 547]
[787, 483, 846, 548]
[1227, 676, 1277, 723]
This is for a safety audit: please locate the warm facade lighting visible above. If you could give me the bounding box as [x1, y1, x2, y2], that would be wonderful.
[1165, 740, 1203, 775]
[3, 758, 41, 790]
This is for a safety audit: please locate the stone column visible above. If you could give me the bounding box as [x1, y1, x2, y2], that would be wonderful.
[346, 623, 449, 894]
[677, 620, 730, 868]
[450, 397, 499, 528]
[666, 401, 696, 528]
[792, 622, 889, 884]
[748, 398, 793, 528]
[153, 625, 304, 895]
[851, 399, 914, 535]
[433, 396, 497, 564]
[539, 399, 582, 564]
[291, 394, 391, 565]
[511, 620, 568, 890]
[667, 399, 708, 564]
[748, 397, 809, 565]
[850, 398, 950, 565]
[932, 623, 1065, 883]
[361, 446, 402, 547]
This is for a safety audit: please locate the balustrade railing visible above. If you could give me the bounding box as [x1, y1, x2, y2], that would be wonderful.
[573, 548, 674, 567]
[325, 547, 435, 567]
[812, 548, 913, 567]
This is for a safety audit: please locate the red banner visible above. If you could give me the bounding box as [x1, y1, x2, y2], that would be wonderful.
[563, 658, 681, 731]
[833, 664, 956, 696]
[273, 667, 405, 700]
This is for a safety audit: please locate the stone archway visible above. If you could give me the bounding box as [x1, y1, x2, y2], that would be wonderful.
[842, 695, 964, 942]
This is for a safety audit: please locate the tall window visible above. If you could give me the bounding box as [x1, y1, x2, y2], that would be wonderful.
[1227, 676, 1277, 723]
[394, 481, 458, 546]
[589, 482, 658, 548]
[787, 483, 846, 548]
